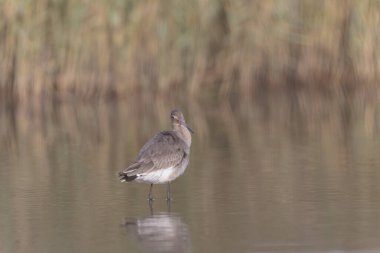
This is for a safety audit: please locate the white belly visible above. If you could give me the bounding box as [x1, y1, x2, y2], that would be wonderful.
[135, 166, 180, 184]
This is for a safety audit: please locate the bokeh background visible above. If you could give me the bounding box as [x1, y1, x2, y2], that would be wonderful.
[1, 0, 379, 102]
[1, 1, 380, 253]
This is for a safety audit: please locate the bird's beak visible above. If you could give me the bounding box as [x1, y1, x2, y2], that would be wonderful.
[180, 121, 194, 134]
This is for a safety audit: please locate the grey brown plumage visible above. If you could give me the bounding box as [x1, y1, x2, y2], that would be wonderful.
[119, 109, 193, 200]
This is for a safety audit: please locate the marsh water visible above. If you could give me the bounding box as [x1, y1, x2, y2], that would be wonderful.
[1, 95, 380, 253]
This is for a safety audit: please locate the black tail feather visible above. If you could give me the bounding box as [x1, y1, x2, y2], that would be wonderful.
[119, 172, 137, 182]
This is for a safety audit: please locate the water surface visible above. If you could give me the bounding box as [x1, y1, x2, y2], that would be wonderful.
[0, 96, 380, 253]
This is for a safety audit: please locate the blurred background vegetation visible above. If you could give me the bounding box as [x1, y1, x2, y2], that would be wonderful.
[0, 0, 379, 103]
[2, 2, 380, 251]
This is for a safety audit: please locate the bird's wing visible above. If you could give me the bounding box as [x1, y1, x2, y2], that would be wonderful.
[122, 160, 155, 176]
[124, 131, 189, 176]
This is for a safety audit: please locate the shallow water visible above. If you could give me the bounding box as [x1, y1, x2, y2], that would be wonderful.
[1, 96, 380, 253]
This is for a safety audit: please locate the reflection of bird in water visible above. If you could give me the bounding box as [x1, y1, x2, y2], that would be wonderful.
[123, 212, 192, 253]
[119, 109, 193, 201]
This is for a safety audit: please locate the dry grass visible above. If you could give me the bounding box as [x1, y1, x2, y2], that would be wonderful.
[0, 0, 379, 102]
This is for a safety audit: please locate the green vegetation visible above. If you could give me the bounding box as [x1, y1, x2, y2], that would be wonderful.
[0, 0, 379, 102]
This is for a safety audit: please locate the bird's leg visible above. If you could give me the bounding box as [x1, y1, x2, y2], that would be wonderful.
[148, 184, 154, 202]
[166, 182, 172, 201]
[149, 200, 154, 215]
[166, 197, 171, 213]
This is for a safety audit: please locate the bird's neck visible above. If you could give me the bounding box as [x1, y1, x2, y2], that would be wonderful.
[174, 125, 192, 147]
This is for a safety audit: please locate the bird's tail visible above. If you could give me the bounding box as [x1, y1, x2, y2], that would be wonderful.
[118, 171, 137, 182]
[118, 162, 140, 182]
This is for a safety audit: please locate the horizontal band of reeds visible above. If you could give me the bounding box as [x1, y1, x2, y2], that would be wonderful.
[0, 0, 379, 101]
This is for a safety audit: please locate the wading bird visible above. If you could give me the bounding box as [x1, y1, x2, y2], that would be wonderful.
[119, 109, 193, 201]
